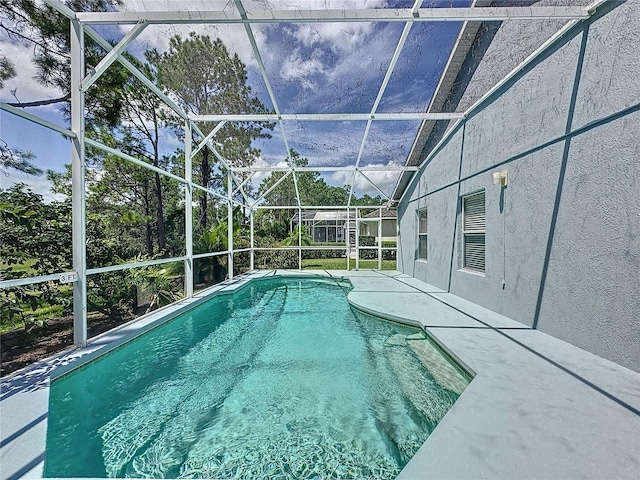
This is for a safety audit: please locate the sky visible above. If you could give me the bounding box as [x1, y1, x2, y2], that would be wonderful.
[0, 0, 466, 201]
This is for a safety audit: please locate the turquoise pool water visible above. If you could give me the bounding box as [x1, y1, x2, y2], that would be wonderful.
[45, 276, 469, 479]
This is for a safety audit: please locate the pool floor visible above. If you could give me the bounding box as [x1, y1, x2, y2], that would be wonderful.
[44, 277, 467, 479]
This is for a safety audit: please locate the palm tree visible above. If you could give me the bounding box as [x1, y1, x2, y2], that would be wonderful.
[279, 225, 312, 247]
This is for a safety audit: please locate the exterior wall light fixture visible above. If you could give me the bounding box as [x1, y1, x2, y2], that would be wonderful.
[492, 171, 508, 187]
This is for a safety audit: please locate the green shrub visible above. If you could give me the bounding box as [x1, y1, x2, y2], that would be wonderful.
[358, 235, 376, 259]
[255, 250, 299, 269]
[303, 243, 346, 260]
[233, 251, 250, 275]
[382, 249, 396, 261]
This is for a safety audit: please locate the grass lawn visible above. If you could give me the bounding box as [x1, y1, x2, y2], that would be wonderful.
[1, 316, 25, 334]
[0, 303, 68, 335]
[0, 258, 38, 276]
[301, 258, 397, 270]
[0, 278, 73, 334]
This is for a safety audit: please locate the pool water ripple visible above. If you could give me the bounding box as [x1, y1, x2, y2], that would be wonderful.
[45, 277, 468, 479]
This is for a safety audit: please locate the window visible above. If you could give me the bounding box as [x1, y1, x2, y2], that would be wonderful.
[417, 208, 428, 260]
[462, 191, 485, 273]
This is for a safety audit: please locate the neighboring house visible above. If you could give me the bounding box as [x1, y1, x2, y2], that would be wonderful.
[358, 209, 397, 243]
[291, 210, 353, 243]
[291, 209, 397, 245]
[393, 0, 639, 372]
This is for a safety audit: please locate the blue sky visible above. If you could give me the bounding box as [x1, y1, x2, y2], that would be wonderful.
[0, 0, 465, 200]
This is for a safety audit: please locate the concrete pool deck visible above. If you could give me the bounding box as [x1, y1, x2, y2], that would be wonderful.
[1, 270, 639, 479]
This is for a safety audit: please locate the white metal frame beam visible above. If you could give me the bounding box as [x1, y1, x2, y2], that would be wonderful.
[233, 174, 254, 196]
[42, 0, 76, 20]
[184, 120, 194, 297]
[70, 18, 87, 347]
[191, 121, 226, 158]
[250, 170, 292, 208]
[234, 0, 302, 209]
[193, 250, 229, 260]
[231, 166, 418, 172]
[190, 113, 464, 121]
[357, 170, 391, 201]
[228, 170, 234, 277]
[83, 25, 188, 121]
[250, 210, 255, 270]
[192, 183, 243, 206]
[75, 7, 590, 25]
[0, 273, 62, 290]
[0, 102, 76, 138]
[85, 138, 187, 185]
[254, 205, 383, 210]
[81, 21, 147, 91]
[87, 256, 187, 275]
[348, 0, 420, 207]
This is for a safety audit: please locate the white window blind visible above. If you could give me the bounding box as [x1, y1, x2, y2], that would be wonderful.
[462, 192, 485, 272]
[418, 208, 427, 260]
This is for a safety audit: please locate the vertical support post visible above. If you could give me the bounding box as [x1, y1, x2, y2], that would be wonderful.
[355, 208, 360, 271]
[298, 206, 302, 270]
[378, 206, 383, 270]
[71, 19, 87, 347]
[346, 208, 351, 271]
[227, 170, 234, 279]
[250, 209, 255, 271]
[184, 121, 193, 297]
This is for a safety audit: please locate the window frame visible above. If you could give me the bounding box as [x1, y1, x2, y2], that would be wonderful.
[417, 207, 428, 261]
[462, 191, 485, 273]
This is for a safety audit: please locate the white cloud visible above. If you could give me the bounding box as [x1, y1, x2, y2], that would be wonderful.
[116, 0, 391, 109]
[264, 20, 401, 114]
[119, 1, 268, 69]
[291, 22, 375, 55]
[1, 171, 66, 203]
[161, 129, 184, 149]
[279, 47, 327, 89]
[1, 0, 436, 200]
[0, 41, 63, 108]
[330, 162, 402, 197]
[122, 22, 262, 70]
[284, 122, 364, 166]
[249, 156, 290, 188]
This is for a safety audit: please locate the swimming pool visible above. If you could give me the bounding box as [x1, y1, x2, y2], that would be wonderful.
[45, 276, 469, 479]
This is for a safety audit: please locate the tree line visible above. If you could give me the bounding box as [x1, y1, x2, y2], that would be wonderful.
[0, 0, 384, 331]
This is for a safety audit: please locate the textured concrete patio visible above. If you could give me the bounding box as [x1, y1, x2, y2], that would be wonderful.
[1, 270, 639, 479]
[345, 270, 640, 479]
